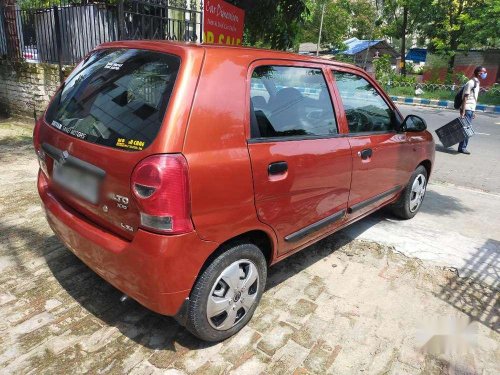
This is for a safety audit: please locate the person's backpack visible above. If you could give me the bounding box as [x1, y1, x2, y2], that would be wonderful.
[454, 80, 477, 110]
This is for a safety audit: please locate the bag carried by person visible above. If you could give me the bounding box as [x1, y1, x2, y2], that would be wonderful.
[453, 80, 477, 109]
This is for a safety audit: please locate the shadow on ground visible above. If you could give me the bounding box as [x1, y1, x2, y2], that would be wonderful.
[1, 221, 214, 351]
[0, 120, 34, 162]
[419, 188, 473, 216]
[0, 181, 486, 351]
[0, 134, 33, 163]
[1, 217, 356, 351]
[0, 135, 32, 148]
[436, 238, 499, 333]
[336, 186, 472, 242]
[435, 144, 459, 155]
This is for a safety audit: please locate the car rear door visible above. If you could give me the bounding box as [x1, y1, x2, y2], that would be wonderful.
[247, 61, 352, 256]
[331, 68, 411, 218]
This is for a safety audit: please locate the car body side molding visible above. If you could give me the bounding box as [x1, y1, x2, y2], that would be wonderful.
[348, 185, 402, 214]
[284, 209, 346, 242]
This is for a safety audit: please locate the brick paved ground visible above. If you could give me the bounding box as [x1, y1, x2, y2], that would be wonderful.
[0, 118, 498, 374]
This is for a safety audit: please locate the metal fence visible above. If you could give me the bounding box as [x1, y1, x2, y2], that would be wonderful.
[387, 81, 500, 95]
[0, 0, 202, 74]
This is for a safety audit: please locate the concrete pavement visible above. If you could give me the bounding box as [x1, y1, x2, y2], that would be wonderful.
[343, 183, 500, 285]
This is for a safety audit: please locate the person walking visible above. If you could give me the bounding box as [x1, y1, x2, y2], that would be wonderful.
[458, 66, 488, 154]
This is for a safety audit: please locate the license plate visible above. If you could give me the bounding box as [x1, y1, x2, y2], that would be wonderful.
[53, 161, 99, 204]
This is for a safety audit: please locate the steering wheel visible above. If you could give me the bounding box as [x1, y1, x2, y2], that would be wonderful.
[346, 110, 371, 132]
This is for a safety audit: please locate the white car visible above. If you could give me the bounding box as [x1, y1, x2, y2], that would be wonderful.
[22, 45, 39, 63]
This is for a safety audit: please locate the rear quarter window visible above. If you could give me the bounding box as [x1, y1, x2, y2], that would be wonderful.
[45, 48, 180, 151]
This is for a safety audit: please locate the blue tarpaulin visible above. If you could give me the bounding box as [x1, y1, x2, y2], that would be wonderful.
[406, 48, 427, 62]
[340, 38, 383, 55]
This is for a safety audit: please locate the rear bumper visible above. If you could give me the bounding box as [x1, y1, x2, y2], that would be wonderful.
[37, 171, 217, 316]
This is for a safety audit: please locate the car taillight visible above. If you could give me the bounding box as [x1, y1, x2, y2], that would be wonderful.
[131, 154, 193, 234]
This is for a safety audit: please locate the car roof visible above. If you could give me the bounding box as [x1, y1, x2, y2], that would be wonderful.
[98, 40, 360, 71]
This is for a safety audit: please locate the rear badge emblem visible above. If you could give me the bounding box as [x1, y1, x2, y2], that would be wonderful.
[120, 223, 134, 232]
[108, 193, 129, 205]
[109, 193, 129, 210]
[102, 205, 108, 213]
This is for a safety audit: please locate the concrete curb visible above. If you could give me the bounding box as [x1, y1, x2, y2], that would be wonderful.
[391, 96, 500, 114]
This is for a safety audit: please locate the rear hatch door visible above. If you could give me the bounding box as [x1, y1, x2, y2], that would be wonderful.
[37, 47, 185, 240]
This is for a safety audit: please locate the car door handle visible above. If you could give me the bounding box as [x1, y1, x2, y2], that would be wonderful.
[268, 161, 288, 175]
[358, 148, 372, 160]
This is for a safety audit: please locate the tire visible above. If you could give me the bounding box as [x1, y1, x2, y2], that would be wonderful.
[392, 165, 428, 219]
[186, 243, 267, 342]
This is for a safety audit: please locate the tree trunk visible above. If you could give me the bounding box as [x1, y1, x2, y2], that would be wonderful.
[448, 32, 460, 74]
[448, 51, 456, 74]
[400, 6, 408, 76]
[1, 0, 20, 59]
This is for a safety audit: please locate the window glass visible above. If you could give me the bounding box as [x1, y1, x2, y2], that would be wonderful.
[333, 72, 395, 133]
[45, 49, 180, 151]
[250, 66, 337, 138]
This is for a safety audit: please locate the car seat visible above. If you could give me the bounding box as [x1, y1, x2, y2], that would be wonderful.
[269, 87, 307, 133]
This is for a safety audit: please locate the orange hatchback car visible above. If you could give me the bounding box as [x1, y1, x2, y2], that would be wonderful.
[34, 41, 435, 341]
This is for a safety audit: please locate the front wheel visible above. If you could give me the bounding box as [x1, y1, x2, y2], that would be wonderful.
[392, 165, 428, 219]
[186, 243, 267, 342]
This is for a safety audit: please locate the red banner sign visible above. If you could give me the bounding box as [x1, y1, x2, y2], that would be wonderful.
[203, 0, 245, 46]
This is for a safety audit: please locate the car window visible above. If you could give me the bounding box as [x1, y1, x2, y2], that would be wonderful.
[333, 71, 396, 133]
[250, 66, 337, 138]
[45, 49, 180, 151]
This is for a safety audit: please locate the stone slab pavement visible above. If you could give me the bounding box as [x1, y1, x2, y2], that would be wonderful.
[0, 119, 499, 374]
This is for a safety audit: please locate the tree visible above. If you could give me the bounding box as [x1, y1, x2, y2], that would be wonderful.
[473, 0, 500, 48]
[424, 0, 499, 70]
[300, 0, 350, 49]
[299, 0, 378, 50]
[228, 0, 310, 50]
[472, 0, 500, 48]
[378, 0, 432, 75]
[349, 0, 380, 40]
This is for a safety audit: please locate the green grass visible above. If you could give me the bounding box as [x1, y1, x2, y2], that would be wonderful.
[386, 86, 500, 106]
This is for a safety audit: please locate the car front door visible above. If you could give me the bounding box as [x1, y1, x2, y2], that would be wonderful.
[247, 62, 352, 256]
[331, 69, 410, 218]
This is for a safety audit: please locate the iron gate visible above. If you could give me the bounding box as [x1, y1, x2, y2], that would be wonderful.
[0, 0, 203, 67]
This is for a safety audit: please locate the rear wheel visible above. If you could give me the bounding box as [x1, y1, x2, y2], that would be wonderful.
[186, 243, 267, 342]
[392, 165, 428, 219]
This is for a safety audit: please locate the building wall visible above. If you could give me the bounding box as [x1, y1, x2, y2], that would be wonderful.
[422, 50, 499, 87]
[454, 51, 485, 66]
[0, 60, 67, 117]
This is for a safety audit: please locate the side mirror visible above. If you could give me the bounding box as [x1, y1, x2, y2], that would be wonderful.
[401, 114, 427, 132]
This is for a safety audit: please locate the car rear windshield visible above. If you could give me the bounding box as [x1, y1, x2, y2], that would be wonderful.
[45, 48, 180, 151]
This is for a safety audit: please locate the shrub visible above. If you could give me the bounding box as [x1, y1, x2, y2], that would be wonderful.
[373, 54, 392, 83]
[413, 65, 424, 75]
[391, 74, 416, 85]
